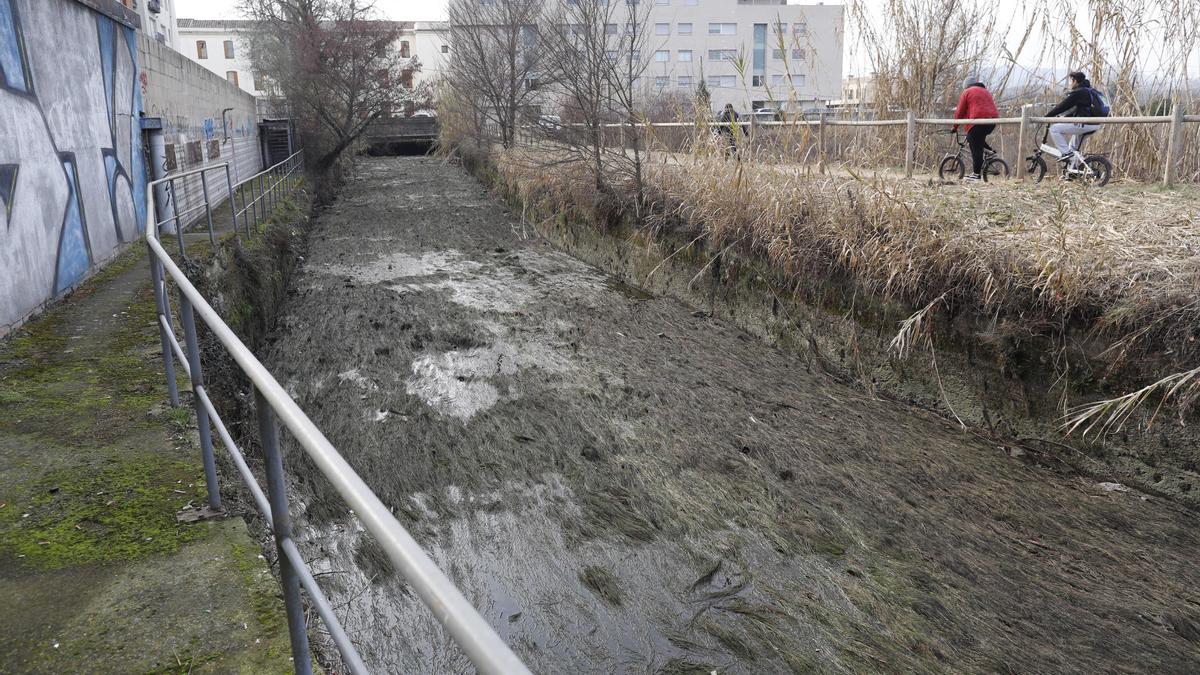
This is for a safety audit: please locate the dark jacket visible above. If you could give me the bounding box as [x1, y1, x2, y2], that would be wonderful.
[1047, 82, 1096, 117]
[717, 108, 738, 124]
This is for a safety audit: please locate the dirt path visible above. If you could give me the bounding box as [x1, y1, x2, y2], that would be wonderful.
[269, 155, 1200, 674]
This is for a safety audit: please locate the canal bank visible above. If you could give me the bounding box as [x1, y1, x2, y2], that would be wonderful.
[259, 155, 1200, 673]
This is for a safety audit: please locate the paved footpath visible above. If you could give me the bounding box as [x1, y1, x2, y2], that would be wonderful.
[0, 246, 291, 673]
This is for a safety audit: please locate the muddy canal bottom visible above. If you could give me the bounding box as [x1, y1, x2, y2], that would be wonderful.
[266, 157, 1200, 673]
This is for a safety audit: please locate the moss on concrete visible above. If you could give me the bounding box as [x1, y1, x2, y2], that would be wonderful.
[0, 450, 208, 569]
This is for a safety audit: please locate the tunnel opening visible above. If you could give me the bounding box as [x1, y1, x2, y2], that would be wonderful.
[366, 140, 438, 156]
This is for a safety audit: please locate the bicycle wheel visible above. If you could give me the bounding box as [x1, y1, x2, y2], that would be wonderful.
[1080, 155, 1112, 187]
[1026, 155, 1047, 183]
[984, 157, 1010, 181]
[938, 155, 964, 181]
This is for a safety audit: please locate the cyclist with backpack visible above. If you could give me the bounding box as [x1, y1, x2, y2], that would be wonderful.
[1045, 71, 1110, 161]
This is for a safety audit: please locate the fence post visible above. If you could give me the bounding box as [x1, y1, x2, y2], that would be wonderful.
[1164, 99, 1185, 186]
[1016, 105, 1031, 180]
[224, 165, 239, 241]
[818, 113, 827, 174]
[904, 111, 916, 178]
[178, 292, 222, 511]
[199, 170, 216, 245]
[255, 388, 314, 675]
[168, 179, 187, 259]
[149, 254, 180, 407]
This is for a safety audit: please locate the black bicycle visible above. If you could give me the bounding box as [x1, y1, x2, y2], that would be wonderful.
[1025, 124, 1111, 187]
[938, 129, 1010, 181]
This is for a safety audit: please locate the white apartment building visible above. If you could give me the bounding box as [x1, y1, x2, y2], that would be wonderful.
[112, 0, 179, 45]
[637, 0, 843, 113]
[176, 19, 270, 98]
[176, 19, 449, 103]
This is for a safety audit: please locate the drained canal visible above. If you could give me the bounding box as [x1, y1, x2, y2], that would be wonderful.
[263, 156, 1200, 673]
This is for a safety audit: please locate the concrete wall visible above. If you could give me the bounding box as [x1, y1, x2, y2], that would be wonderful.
[0, 0, 148, 333]
[139, 35, 262, 232]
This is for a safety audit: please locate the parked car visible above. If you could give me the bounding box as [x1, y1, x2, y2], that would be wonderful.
[537, 114, 563, 130]
[412, 109, 437, 118]
[752, 107, 783, 121]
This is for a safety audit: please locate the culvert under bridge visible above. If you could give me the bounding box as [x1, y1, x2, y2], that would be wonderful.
[262, 155, 1200, 673]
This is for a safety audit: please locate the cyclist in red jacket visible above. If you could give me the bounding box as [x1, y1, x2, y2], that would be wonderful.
[952, 76, 1000, 181]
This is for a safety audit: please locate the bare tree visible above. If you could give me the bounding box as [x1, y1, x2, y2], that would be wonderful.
[535, 0, 652, 204]
[446, 0, 545, 148]
[849, 0, 1017, 114]
[240, 0, 429, 174]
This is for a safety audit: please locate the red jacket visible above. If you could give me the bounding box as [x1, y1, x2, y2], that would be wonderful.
[953, 85, 999, 131]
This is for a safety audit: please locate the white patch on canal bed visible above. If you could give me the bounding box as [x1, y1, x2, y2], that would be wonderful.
[405, 337, 570, 420]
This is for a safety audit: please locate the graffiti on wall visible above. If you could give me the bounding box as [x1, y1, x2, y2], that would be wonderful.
[0, 0, 146, 328]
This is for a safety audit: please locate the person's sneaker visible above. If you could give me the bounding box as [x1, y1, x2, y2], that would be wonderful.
[963, 173, 983, 181]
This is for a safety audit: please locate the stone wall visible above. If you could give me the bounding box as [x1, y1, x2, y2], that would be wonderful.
[138, 34, 262, 232]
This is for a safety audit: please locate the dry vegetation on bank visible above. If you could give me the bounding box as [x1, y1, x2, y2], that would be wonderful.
[491, 145, 1200, 431]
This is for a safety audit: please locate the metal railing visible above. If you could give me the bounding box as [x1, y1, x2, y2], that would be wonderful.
[153, 152, 307, 258]
[145, 152, 532, 675]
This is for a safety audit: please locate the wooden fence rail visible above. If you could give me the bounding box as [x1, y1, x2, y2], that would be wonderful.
[568, 101, 1197, 185]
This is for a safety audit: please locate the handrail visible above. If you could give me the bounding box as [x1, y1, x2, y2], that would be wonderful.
[143, 149, 532, 675]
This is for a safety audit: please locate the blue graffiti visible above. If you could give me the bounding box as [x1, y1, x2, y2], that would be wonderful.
[0, 0, 29, 93]
[55, 156, 91, 293]
[125, 26, 145, 233]
[203, 117, 215, 140]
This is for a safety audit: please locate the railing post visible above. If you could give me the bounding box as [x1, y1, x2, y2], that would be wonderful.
[224, 165, 239, 241]
[250, 175, 259, 230]
[178, 292, 222, 511]
[1016, 105, 1031, 180]
[168, 179, 187, 258]
[818, 112, 827, 174]
[199, 170, 216, 245]
[255, 388, 313, 675]
[148, 254, 180, 407]
[1164, 99, 1184, 186]
[904, 111, 916, 178]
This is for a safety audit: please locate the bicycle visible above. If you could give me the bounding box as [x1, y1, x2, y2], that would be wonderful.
[1025, 124, 1112, 187]
[937, 129, 1010, 181]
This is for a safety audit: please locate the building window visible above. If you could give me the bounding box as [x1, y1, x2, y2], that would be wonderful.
[196, 40, 207, 59]
[655, 0, 669, 4]
[253, 71, 266, 90]
[606, 23, 618, 35]
[223, 40, 234, 59]
[793, 22, 807, 36]
[678, 49, 692, 62]
[655, 75, 669, 88]
[400, 40, 410, 58]
[707, 49, 736, 61]
[654, 22, 669, 35]
[708, 23, 736, 36]
[771, 74, 805, 87]
[401, 69, 414, 88]
[772, 48, 784, 60]
[441, 44, 450, 53]
[226, 70, 239, 87]
[792, 48, 805, 60]
[684, 0, 697, 5]
[654, 49, 669, 62]
[706, 75, 736, 88]
[752, 75, 764, 86]
[605, 49, 618, 62]
[678, 22, 692, 36]
[677, 75, 692, 88]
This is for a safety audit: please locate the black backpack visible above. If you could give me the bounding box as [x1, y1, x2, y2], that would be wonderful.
[1087, 88, 1111, 117]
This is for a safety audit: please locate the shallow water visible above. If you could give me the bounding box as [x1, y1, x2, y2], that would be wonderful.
[264, 156, 1200, 674]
